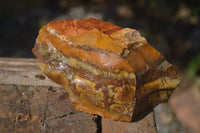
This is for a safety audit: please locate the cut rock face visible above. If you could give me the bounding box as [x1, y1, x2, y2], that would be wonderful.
[32, 18, 180, 121]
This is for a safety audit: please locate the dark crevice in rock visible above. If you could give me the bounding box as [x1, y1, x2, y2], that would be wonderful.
[48, 86, 56, 92]
[94, 115, 102, 133]
[41, 87, 49, 133]
[132, 108, 153, 122]
[49, 112, 76, 121]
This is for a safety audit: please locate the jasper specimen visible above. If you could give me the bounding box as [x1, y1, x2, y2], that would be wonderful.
[32, 18, 180, 121]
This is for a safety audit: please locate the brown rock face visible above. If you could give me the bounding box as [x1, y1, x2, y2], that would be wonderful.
[32, 18, 180, 121]
[0, 85, 97, 133]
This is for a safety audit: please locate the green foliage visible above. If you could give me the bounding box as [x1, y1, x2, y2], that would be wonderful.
[187, 53, 200, 78]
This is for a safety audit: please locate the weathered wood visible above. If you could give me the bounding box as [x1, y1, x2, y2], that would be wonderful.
[0, 58, 156, 132]
[0, 57, 59, 87]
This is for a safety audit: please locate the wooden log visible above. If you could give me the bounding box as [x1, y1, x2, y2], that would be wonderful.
[0, 57, 156, 133]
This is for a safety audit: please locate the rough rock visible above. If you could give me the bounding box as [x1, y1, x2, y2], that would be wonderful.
[102, 112, 156, 133]
[169, 85, 200, 133]
[0, 84, 97, 133]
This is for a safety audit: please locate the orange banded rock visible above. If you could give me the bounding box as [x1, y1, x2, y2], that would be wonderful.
[32, 18, 180, 121]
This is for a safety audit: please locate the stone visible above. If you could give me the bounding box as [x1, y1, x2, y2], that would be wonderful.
[0, 84, 97, 133]
[169, 85, 200, 133]
[102, 112, 156, 133]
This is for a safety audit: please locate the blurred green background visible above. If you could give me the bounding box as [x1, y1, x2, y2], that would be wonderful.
[0, 0, 200, 132]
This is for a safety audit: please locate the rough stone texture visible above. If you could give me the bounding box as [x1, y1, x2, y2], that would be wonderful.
[33, 18, 179, 122]
[154, 75, 198, 133]
[169, 85, 200, 133]
[0, 84, 97, 133]
[102, 112, 156, 133]
[154, 104, 194, 133]
[0, 58, 157, 132]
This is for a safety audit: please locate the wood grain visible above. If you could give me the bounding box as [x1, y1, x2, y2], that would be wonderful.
[0, 57, 59, 87]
